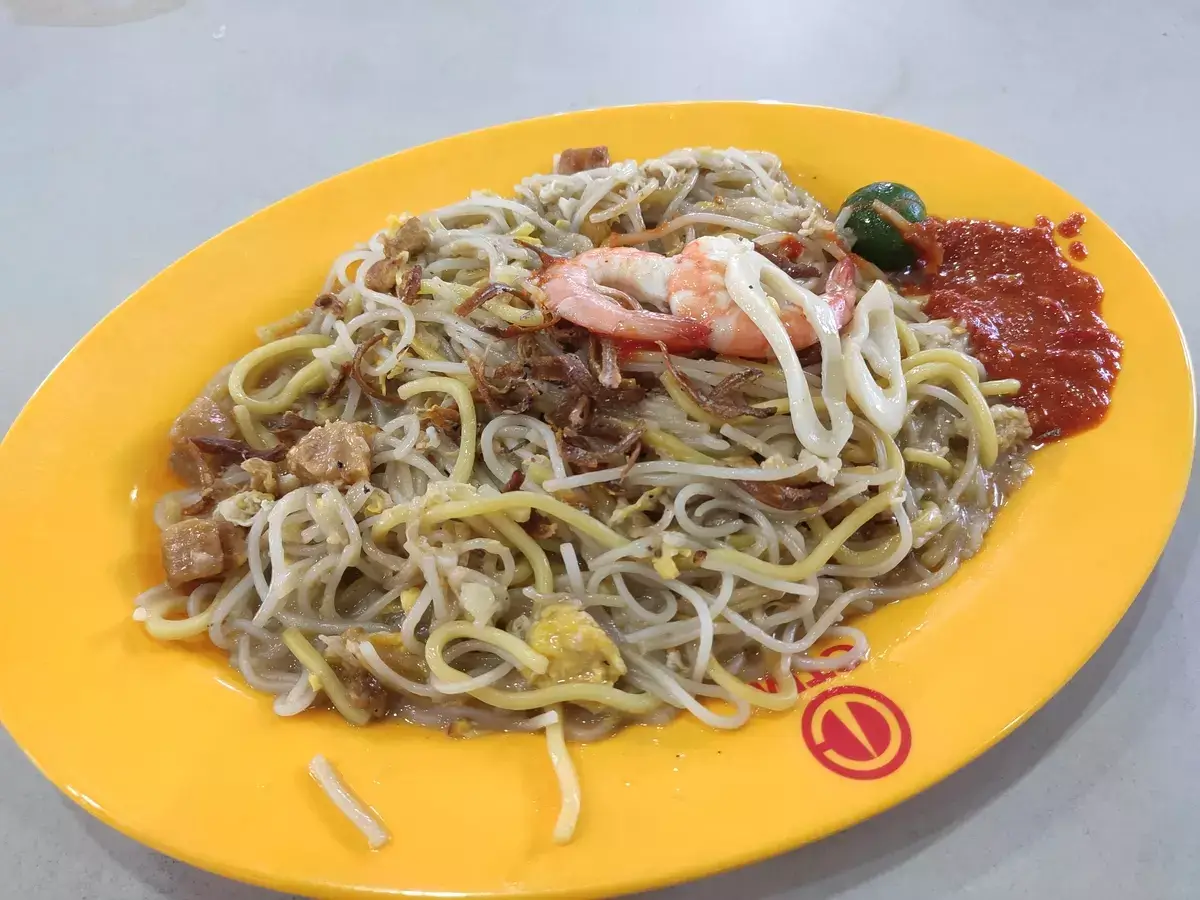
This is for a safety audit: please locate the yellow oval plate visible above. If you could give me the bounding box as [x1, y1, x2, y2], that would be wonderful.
[0, 103, 1192, 898]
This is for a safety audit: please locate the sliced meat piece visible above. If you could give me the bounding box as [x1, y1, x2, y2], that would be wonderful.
[383, 217, 429, 258]
[313, 293, 346, 317]
[170, 396, 234, 444]
[285, 420, 377, 486]
[555, 146, 610, 175]
[169, 397, 235, 488]
[363, 258, 401, 294]
[161, 518, 225, 589]
[169, 441, 214, 489]
[218, 521, 249, 570]
[341, 667, 390, 719]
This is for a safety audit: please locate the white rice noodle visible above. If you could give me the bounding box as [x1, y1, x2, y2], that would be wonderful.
[700, 558, 819, 596]
[362, 307, 417, 375]
[274, 672, 317, 716]
[571, 176, 618, 231]
[355, 639, 442, 698]
[430, 661, 514, 695]
[672, 483, 742, 540]
[721, 237, 853, 460]
[560, 542, 586, 597]
[587, 540, 654, 568]
[543, 711, 580, 844]
[543, 457, 820, 493]
[585, 564, 679, 625]
[308, 755, 391, 850]
[627, 653, 750, 729]
[207, 570, 257, 649]
[481, 415, 568, 482]
[665, 579, 715, 681]
[842, 280, 907, 435]
[254, 488, 315, 626]
[315, 486, 363, 618]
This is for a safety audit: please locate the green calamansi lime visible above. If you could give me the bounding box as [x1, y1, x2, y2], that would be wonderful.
[838, 182, 927, 270]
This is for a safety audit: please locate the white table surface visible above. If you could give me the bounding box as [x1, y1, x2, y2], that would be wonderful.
[2, 1, 1197, 897]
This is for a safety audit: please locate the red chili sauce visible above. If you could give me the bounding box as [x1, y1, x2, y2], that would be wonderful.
[912, 217, 1122, 440]
[1057, 212, 1086, 237]
[777, 234, 806, 259]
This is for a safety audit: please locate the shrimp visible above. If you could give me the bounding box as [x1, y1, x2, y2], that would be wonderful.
[537, 239, 857, 358]
[668, 239, 858, 357]
[539, 247, 710, 352]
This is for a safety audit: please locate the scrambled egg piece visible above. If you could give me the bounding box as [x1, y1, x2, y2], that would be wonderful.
[991, 404, 1033, 454]
[398, 587, 422, 614]
[214, 491, 275, 527]
[609, 487, 664, 528]
[361, 490, 387, 517]
[526, 604, 626, 687]
[653, 533, 695, 580]
[653, 544, 695, 580]
[459, 582, 500, 626]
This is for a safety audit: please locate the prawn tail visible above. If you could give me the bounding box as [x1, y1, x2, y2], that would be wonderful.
[825, 257, 858, 303]
[614, 310, 710, 353]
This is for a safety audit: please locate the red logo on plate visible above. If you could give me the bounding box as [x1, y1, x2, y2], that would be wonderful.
[801, 685, 912, 780]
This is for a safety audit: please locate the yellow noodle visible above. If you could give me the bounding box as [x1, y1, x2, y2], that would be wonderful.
[880, 427, 905, 476]
[736, 396, 825, 419]
[282, 627, 370, 726]
[420, 493, 626, 549]
[641, 427, 720, 466]
[706, 657, 798, 711]
[395, 377, 477, 482]
[484, 300, 546, 328]
[841, 425, 904, 481]
[895, 319, 920, 358]
[660, 372, 724, 429]
[902, 448, 953, 474]
[511, 558, 534, 586]
[425, 620, 549, 683]
[524, 461, 554, 490]
[723, 397, 793, 428]
[902, 348, 981, 381]
[911, 502, 945, 539]
[809, 512, 903, 567]
[980, 378, 1021, 397]
[705, 489, 897, 581]
[232, 404, 277, 450]
[484, 513, 554, 593]
[464, 516, 502, 542]
[905, 362, 998, 466]
[228, 334, 333, 414]
[141, 600, 213, 640]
